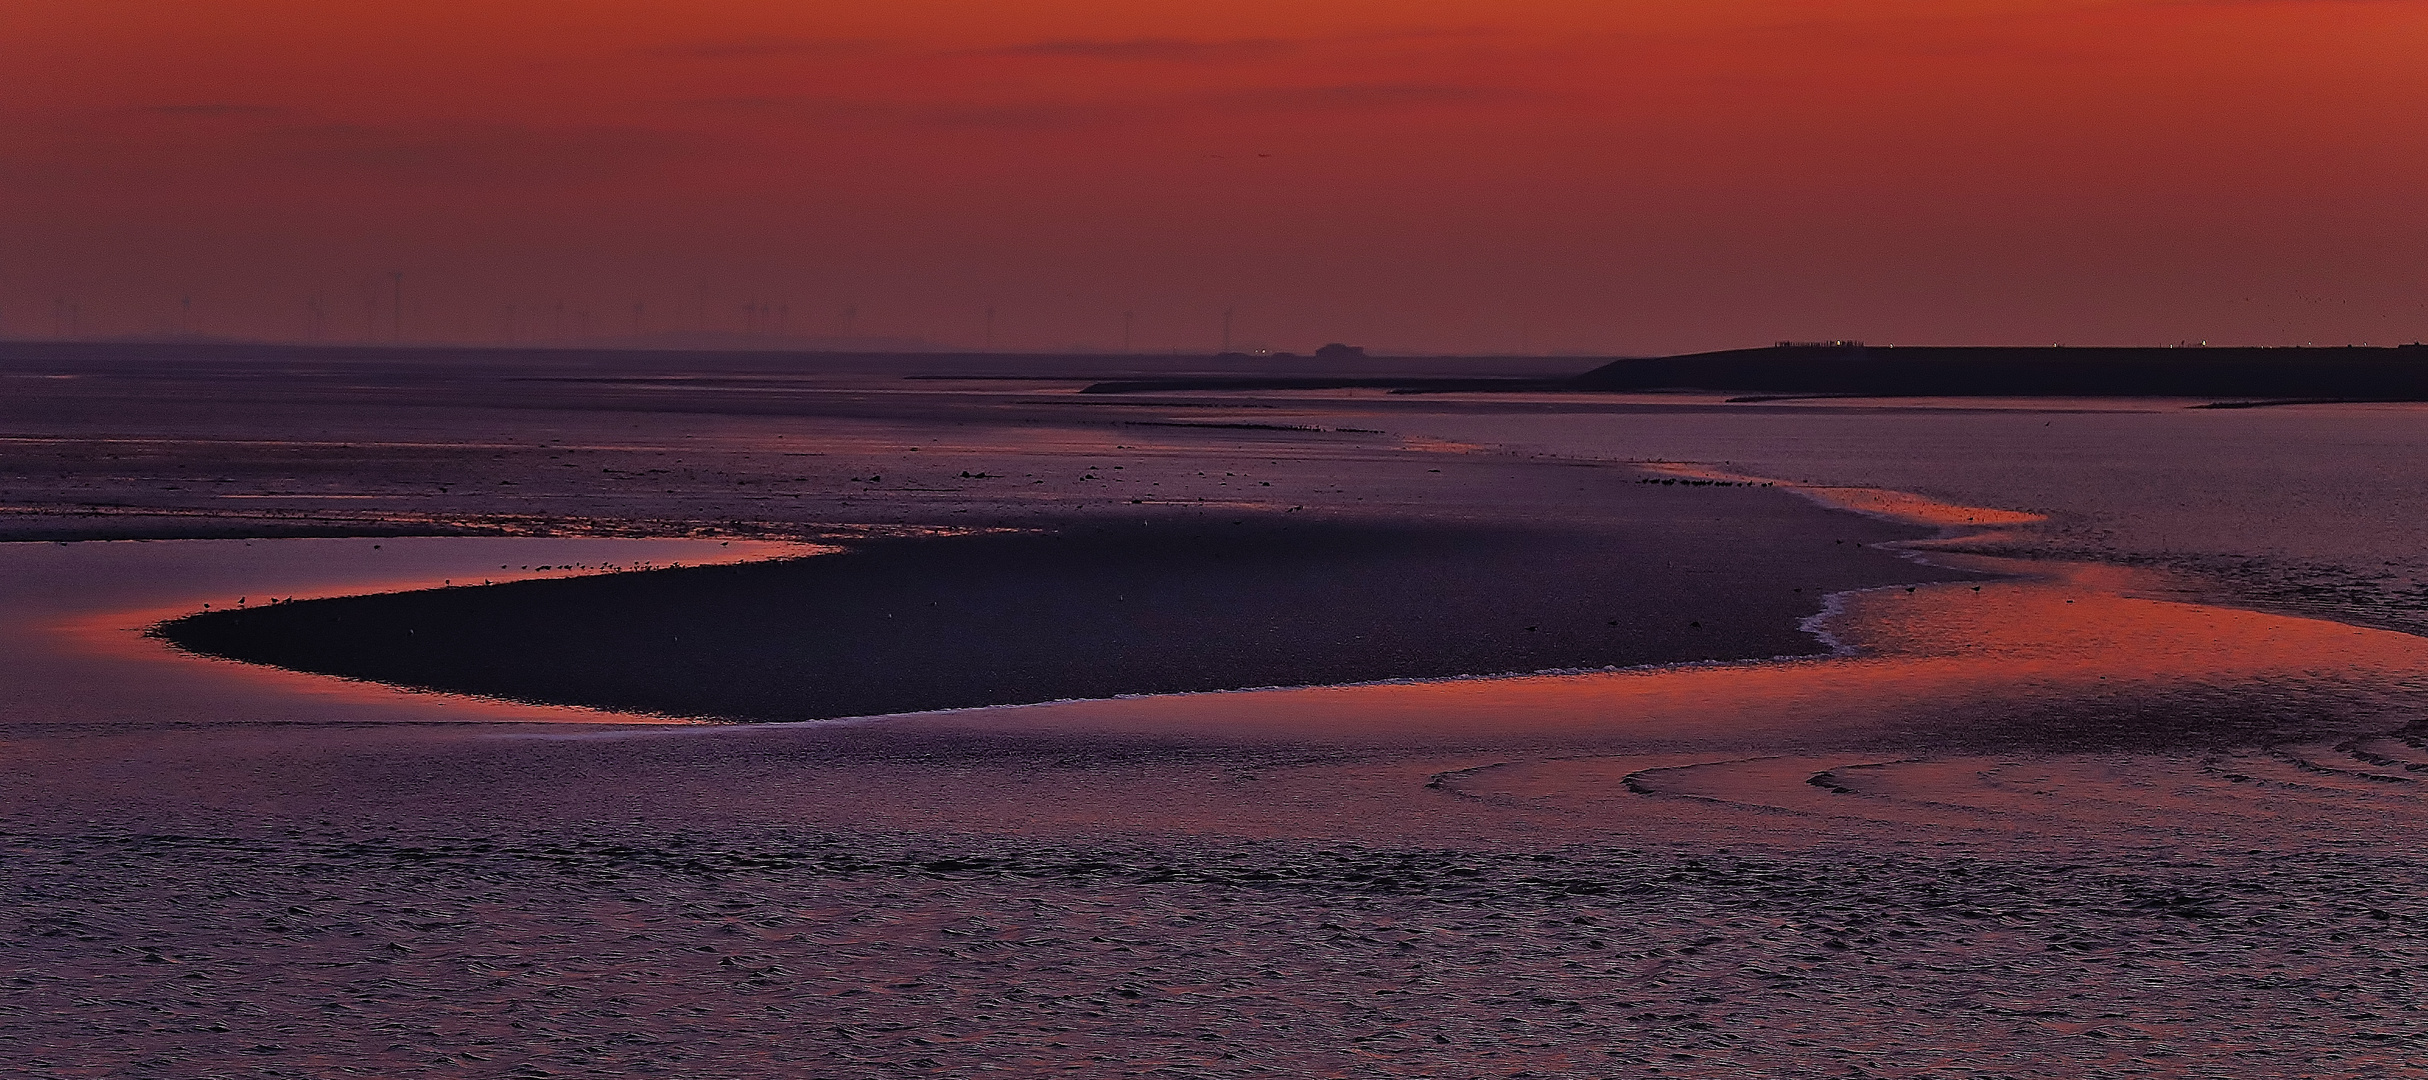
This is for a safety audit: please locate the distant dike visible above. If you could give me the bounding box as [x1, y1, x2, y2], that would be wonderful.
[5, 338, 2424, 402]
[1566, 343, 2428, 402]
[1080, 343, 2428, 401]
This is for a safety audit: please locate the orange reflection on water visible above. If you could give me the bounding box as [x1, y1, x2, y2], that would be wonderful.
[23, 537, 827, 727]
[1639, 462, 2044, 531]
[915, 559, 2428, 752]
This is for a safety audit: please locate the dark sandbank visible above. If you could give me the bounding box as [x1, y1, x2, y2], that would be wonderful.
[158, 509, 1975, 722]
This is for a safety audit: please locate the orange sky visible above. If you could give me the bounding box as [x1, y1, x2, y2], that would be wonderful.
[4, 1, 2423, 353]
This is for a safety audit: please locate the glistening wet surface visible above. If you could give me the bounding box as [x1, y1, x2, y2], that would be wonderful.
[0, 536, 818, 727]
[5, 832, 2421, 1078]
[10, 532, 2428, 1076]
[6, 353, 2428, 1076]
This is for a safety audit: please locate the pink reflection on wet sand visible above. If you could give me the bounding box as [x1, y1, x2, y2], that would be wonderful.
[4, 536, 824, 727]
[894, 551, 2426, 755]
[1639, 460, 2046, 530]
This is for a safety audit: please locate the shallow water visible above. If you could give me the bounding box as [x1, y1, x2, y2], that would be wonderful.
[0, 536, 816, 727]
[6, 355, 2428, 1077]
[9, 486, 2424, 1076]
[917, 556, 2428, 752]
[1342, 394, 2428, 635]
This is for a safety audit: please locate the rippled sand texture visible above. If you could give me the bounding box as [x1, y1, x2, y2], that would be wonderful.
[7, 350, 2428, 1077]
[4, 819, 2419, 1078]
[10, 553, 2428, 1077]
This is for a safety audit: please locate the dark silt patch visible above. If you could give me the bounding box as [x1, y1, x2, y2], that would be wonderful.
[155, 512, 1977, 722]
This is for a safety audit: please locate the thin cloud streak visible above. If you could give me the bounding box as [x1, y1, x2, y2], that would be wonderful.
[676, 82, 1533, 132]
[58, 121, 723, 186]
[639, 36, 888, 60]
[130, 104, 288, 118]
[641, 27, 1492, 67]
[8, 0, 2417, 350]
[971, 37, 1298, 62]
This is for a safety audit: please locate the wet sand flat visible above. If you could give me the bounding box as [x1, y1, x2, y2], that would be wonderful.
[9, 610, 2427, 1078]
[6, 346, 2428, 1077]
[0, 536, 814, 730]
[11, 545, 2428, 1077]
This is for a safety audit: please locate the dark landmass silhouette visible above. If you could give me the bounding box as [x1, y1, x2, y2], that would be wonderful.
[11, 336, 2423, 402]
[1568, 343, 2428, 399]
[1076, 375, 1551, 393]
[1078, 344, 2428, 399]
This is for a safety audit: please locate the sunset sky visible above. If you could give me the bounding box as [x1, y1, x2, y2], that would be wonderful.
[5, 1, 2423, 354]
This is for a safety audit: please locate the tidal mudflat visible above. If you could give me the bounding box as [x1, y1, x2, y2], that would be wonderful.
[4, 346, 2426, 1077]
